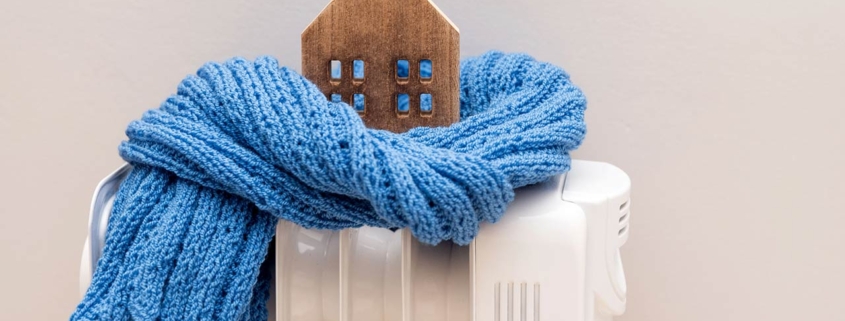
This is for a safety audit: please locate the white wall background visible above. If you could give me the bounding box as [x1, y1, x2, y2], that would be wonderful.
[1, 0, 844, 320]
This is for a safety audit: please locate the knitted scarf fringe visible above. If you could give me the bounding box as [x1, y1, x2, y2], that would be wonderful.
[72, 51, 586, 320]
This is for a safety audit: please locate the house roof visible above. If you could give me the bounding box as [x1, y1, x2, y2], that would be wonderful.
[302, 0, 458, 36]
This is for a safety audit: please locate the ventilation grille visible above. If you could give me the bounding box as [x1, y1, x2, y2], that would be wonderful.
[494, 282, 540, 321]
[618, 199, 630, 239]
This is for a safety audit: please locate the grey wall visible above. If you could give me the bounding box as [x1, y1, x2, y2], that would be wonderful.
[1, 0, 843, 320]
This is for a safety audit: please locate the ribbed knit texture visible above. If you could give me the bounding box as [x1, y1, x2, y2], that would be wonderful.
[72, 51, 586, 320]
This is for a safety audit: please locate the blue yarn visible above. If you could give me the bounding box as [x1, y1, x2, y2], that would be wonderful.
[72, 51, 586, 320]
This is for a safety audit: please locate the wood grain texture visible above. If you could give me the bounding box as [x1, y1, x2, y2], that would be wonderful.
[302, 0, 460, 133]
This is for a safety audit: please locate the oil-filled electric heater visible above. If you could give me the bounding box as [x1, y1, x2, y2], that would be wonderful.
[80, 159, 630, 321]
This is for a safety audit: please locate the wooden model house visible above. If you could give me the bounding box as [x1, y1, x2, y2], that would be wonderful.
[302, 0, 460, 132]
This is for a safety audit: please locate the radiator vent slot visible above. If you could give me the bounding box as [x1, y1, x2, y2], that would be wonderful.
[495, 282, 539, 321]
[618, 199, 631, 239]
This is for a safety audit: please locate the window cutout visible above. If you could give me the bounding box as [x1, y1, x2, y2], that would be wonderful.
[330, 60, 342, 80]
[396, 59, 409, 79]
[420, 93, 432, 113]
[331, 93, 342, 103]
[420, 59, 432, 80]
[353, 60, 365, 80]
[353, 93, 365, 112]
[397, 93, 409, 113]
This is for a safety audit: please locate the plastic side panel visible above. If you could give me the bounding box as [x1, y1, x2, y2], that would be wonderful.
[563, 160, 631, 317]
[473, 200, 587, 321]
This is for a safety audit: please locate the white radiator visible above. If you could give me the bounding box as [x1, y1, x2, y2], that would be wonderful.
[81, 159, 630, 321]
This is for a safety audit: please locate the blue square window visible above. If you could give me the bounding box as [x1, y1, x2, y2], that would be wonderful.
[420, 60, 432, 80]
[397, 93, 409, 113]
[330, 60, 342, 80]
[420, 93, 432, 113]
[353, 60, 365, 80]
[396, 60, 409, 79]
[353, 93, 365, 112]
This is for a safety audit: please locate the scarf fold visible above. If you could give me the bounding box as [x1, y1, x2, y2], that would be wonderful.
[72, 51, 586, 320]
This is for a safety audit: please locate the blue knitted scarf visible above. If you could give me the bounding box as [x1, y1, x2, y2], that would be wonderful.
[72, 51, 586, 320]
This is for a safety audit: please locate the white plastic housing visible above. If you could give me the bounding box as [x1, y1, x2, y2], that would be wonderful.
[272, 160, 631, 321]
[80, 160, 631, 321]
